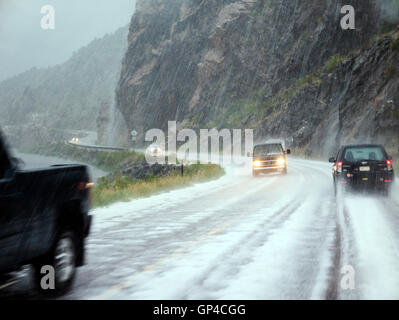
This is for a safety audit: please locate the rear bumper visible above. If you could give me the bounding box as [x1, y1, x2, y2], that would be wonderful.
[337, 172, 394, 190]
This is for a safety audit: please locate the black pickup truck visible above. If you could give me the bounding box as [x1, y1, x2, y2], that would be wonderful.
[0, 131, 92, 295]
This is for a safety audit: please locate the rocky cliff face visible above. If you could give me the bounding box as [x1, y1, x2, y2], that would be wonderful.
[116, 0, 399, 155]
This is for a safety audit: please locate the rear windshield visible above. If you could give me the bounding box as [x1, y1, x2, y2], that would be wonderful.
[343, 146, 385, 162]
[254, 144, 283, 156]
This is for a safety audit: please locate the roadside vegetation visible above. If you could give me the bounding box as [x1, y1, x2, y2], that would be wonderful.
[91, 163, 225, 208]
[21, 141, 226, 207]
[325, 54, 348, 72]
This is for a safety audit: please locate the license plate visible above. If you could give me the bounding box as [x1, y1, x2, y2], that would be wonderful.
[359, 166, 370, 172]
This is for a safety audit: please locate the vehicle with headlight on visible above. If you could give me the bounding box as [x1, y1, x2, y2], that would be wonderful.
[147, 144, 163, 157]
[248, 143, 290, 177]
[329, 144, 394, 195]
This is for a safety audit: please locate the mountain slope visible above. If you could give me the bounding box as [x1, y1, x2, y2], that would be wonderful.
[0, 26, 129, 131]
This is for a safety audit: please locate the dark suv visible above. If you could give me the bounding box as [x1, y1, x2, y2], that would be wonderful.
[248, 143, 290, 177]
[329, 144, 394, 195]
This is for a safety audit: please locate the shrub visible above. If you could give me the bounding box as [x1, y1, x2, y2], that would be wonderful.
[326, 54, 347, 72]
[390, 38, 399, 51]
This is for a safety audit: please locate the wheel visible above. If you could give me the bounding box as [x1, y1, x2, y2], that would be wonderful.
[252, 170, 259, 177]
[282, 167, 287, 175]
[33, 230, 77, 296]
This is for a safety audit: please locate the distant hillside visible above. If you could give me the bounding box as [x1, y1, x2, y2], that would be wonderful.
[0, 26, 129, 131]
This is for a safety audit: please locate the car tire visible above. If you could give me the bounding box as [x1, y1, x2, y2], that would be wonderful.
[282, 167, 287, 175]
[252, 171, 259, 177]
[33, 230, 77, 296]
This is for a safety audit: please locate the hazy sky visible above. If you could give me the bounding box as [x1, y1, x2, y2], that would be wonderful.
[0, 0, 136, 81]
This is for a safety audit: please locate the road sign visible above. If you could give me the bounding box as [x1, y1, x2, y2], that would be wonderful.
[131, 130, 137, 141]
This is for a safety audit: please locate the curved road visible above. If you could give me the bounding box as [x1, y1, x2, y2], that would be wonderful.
[2, 158, 399, 299]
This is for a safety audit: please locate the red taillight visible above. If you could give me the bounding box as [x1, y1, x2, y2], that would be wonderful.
[337, 162, 343, 167]
[384, 180, 392, 183]
[77, 182, 85, 190]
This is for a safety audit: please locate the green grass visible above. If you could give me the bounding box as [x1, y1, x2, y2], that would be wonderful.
[91, 163, 225, 208]
[207, 98, 264, 129]
[325, 54, 348, 72]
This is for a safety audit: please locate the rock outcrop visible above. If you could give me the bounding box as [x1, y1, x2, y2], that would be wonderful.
[112, 160, 182, 180]
[116, 0, 399, 156]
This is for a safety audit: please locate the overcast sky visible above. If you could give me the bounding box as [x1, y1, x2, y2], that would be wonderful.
[0, 0, 136, 81]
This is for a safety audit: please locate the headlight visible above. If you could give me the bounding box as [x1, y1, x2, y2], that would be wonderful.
[253, 160, 261, 167]
[277, 158, 286, 166]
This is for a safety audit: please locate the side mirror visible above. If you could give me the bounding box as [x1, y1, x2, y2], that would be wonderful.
[329, 157, 336, 163]
[286, 149, 291, 155]
[247, 152, 252, 157]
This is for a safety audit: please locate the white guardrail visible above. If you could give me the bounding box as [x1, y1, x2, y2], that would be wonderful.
[66, 141, 127, 152]
[66, 140, 200, 166]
